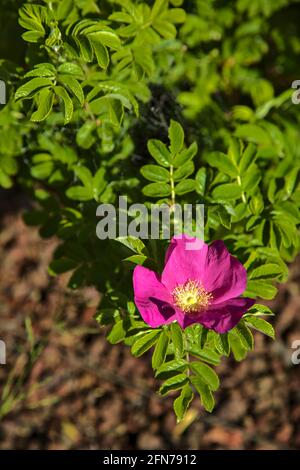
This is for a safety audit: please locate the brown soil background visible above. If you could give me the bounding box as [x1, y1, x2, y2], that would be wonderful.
[0, 190, 299, 450]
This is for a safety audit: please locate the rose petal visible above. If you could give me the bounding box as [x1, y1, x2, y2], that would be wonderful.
[162, 237, 247, 305]
[162, 235, 207, 291]
[174, 308, 186, 329]
[180, 297, 255, 333]
[201, 240, 248, 304]
[133, 265, 176, 328]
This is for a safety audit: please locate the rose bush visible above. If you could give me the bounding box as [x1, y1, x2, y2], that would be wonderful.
[0, 0, 300, 420]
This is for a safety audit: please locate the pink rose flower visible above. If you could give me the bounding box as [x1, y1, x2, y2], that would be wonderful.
[133, 235, 255, 333]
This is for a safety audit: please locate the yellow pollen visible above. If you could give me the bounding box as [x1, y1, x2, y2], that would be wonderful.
[172, 280, 212, 314]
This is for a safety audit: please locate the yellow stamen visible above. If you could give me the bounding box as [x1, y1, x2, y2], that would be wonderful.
[172, 280, 212, 314]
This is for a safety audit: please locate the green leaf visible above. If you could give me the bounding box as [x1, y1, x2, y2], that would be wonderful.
[91, 40, 109, 68]
[127, 301, 136, 316]
[22, 31, 44, 42]
[90, 30, 121, 49]
[173, 142, 198, 167]
[147, 140, 171, 167]
[276, 201, 300, 223]
[267, 179, 277, 204]
[206, 151, 238, 177]
[131, 330, 161, 357]
[151, 0, 168, 19]
[115, 236, 146, 254]
[228, 138, 240, 164]
[195, 168, 206, 196]
[213, 333, 230, 356]
[66, 186, 93, 201]
[93, 167, 106, 196]
[106, 98, 124, 126]
[159, 373, 189, 395]
[245, 280, 277, 299]
[175, 179, 196, 195]
[31, 88, 54, 122]
[31, 161, 54, 179]
[107, 320, 125, 344]
[164, 8, 186, 23]
[245, 317, 275, 339]
[48, 258, 78, 275]
[60, 76, 84, 106]
[57, 63, 83, 76]
[155, 359, 187, 378]
[74, 166, 93, 188]
[143, 182, 171, 197]
[190, 362, 219, 391]
[152, 330, 169, 369]
[217, 206, 231, 229]
[32, 152, 51, 164]
[229, 333, 248, 361]
[275, 220, 295, 248]
[173, 385, 194, 422]
[54, 86, 73, 124]
[0, 157, 18, 177]
[170, 322, 184, 359]
[249, 194, 264, 215]
[232, 105, 254, 121]
[212, 183, 243, 200]
[153, 20, 177, 39]
[247, 303, 274, 316]
[56, 0, 74, 20]
[233, 322, 254, 350]
[76, 34, 94, 62]
[250, 263, 283, 280]
[285, 167, 299, 197]
[123, 254, 147, 265]
[188, 346, 220, 365]
[190, 376, 215, 412]
[141, 165, 170, 182]
[241, 167, 261, 193]
[0, 169, 12, 188]
[96, 308, 119, 326]
[239, 143, 257, 173]
[173, 161, 194, 181]
[109, 12, 132, 23]
[235, 124, 271, 146]
[19, 4, 45, 35]
[76, 121, 96, 148]
[199, 327, 208, 349]
[15, 77, 53, 100]
[169, 120, 184, 155]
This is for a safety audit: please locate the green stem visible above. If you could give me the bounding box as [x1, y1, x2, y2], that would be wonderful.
[237, 175, 246, 203]
[184, 332, 190, 376]
[170, 164, 176, 208]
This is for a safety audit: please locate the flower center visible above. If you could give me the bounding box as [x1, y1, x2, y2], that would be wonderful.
[172, 280, 212, 314]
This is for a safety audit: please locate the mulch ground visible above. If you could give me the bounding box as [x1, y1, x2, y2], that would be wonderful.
[0, 190, 300, 450]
